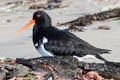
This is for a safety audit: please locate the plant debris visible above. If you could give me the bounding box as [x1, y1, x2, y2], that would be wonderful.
[29, 0, 62, 10]
[58, 8, 120, 32]
[16, 56, 120, 80]
[0, 57, 119, 80]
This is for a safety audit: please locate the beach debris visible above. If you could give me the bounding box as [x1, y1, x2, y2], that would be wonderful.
[0, 1, 23, 12]
[0, 62, 29, 79]
[29, 0, 62, 10]
[6, 1, 23, 6]
[98, 26, 110, 30]
[47, 0, 62, 9]
[0, 56, 119, 79]
[9, 72, 49, 80]
[0, 57, 6, 63]
[0, 57, 16, 63]
[58, 8, 120, 32]
[64, 26, 85, 32]
[0, 4, 16, 12]
[0, 0, 63, 12]
[84, 71, 104, 80]
[74, 71, 105, 80]
[6, 19, 12, 23]
[29, 4, 48, 10]
[16, 56, 120, 80]
[0, 68, 6, 80]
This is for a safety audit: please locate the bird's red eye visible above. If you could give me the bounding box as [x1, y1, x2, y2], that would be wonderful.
[37, 14, 41, 17]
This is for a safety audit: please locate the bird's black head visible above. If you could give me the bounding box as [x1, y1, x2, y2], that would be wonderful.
[16, 10, 52, 34]
[33, 10, 52, 27]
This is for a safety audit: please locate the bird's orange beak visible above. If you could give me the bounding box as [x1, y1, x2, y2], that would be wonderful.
[16, 19, 35, 34]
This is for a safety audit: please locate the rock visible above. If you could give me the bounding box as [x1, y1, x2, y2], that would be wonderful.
[0, 68, 6, 80]
[0, 62, 29, 79]
[6, 19, 12, 23]
[16, 57, 120, 79]
[7, 64, 30, 78]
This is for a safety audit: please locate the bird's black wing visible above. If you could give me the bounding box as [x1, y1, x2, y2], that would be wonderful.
[44, 27, 110, 57]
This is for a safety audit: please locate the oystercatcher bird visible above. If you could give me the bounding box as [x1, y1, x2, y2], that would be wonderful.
[16, 10, 111, 61]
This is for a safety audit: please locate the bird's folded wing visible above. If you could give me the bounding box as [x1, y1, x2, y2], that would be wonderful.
[44, 30, 100, 56]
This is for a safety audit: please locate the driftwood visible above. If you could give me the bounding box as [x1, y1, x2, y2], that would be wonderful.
[58, 8, 120, 31]
[16, 56, 120, 80]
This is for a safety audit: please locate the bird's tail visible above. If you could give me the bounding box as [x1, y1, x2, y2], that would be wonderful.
[105, 61, 120, 67]
[98, 48, 111, 54]
[95, 54, 108, 62]
[95, 54, 120, 67]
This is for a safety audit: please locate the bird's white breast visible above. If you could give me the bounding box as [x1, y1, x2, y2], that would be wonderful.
[37, 37, 54, 57]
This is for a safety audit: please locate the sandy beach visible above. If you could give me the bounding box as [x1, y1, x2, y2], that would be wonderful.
[0, 0, 120, 63]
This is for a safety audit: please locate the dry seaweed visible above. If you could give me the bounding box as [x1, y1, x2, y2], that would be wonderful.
[58, 8, 120, 31]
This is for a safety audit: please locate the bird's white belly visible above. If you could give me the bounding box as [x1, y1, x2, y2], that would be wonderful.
[73, 55, 96, 61]
[37, 37, 54, 57]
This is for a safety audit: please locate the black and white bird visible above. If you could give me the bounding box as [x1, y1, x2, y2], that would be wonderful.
[17, 10, 111, 61]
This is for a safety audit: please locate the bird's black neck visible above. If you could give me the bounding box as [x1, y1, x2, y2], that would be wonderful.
[33, 24, 51, 45]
